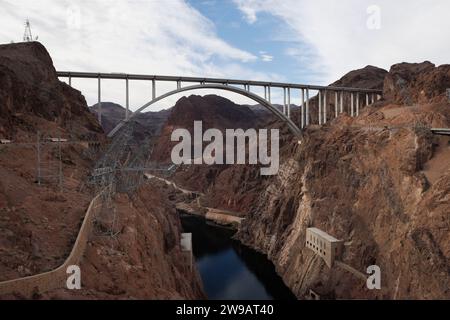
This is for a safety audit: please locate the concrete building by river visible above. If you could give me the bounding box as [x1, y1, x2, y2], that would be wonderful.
[306, 228, 343, 267]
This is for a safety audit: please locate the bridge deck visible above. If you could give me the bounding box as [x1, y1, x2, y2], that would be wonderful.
[56, 71, 382, 93]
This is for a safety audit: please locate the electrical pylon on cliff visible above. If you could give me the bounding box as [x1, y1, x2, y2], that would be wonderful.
[23, 19, 38, 42]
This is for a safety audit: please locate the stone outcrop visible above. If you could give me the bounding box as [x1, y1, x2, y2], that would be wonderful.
[331, 65, 388, 90]
[383, 61, 450, 105]
[0, 42, 103, 140]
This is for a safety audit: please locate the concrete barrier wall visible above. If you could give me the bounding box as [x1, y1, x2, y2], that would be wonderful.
[0, 190, 105, 298]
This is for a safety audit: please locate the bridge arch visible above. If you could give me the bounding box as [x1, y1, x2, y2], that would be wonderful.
[108, 84, 302, 137]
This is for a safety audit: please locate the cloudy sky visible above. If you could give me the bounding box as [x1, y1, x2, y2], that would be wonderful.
[1, 0, 449, 111]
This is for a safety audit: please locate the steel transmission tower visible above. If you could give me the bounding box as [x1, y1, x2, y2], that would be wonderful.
[23, 19, 38, 42]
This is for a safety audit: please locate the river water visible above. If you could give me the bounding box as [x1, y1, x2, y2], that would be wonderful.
[180, 215, 296, 300]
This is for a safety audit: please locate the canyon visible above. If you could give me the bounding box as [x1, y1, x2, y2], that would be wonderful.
[0, 41, 449, 300]
[149, 62, 450, 299]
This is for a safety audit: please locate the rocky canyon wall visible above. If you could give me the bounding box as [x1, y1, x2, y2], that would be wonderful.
[0, 42, 204, 299]
[171, 63, 450, 299]
[236, 63, 450, 299]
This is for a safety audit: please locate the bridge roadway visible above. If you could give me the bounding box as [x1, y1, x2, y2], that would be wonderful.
[56, 71, 384, 138]
[56, 71, 382, 93]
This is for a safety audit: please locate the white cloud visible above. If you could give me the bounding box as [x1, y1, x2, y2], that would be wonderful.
[259, 51, 273, 62]
[234, 0, 450, 85]
[0, 0, 283, 110]
[261, 54, 273, 62]
[234, 0, 260, 24]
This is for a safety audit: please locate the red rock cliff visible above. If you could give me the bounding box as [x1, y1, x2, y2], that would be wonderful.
[170, 63, 450, 299]
[0, 42, 204, 299]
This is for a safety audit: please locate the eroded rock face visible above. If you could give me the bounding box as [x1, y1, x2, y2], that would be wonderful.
[191, 102, 449, 299]
[235, 119, 449, 299]
[0, 42, 204, 300]
[169, 62, 450, 299]
[384, 62, 450, 105]
[238, 65, 450, 298]
[0, 42, 105, 285]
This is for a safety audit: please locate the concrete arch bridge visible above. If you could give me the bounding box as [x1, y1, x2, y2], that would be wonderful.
[56, 71, 383, 138]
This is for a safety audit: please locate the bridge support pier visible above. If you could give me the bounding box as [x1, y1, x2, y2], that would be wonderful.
[318, 90, 322, 125]
[356, 93, 360, 116]
[301, 89, 305, 129]
[152, 80, 156, 100]
[126, 78, 130, 120]
[287, 88, 291, 119]
[306, 89, 310, 126]
[98, 76, 102, 125]
[323, 90, 327, 124]
[350, 92, 354, 117]
[335, 91, 338, 118]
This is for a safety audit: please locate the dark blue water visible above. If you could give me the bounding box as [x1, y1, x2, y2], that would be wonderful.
[181, 215, 296, 300]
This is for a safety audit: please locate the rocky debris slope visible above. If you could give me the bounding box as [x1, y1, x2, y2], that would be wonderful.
[39, 184, 205, 300]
